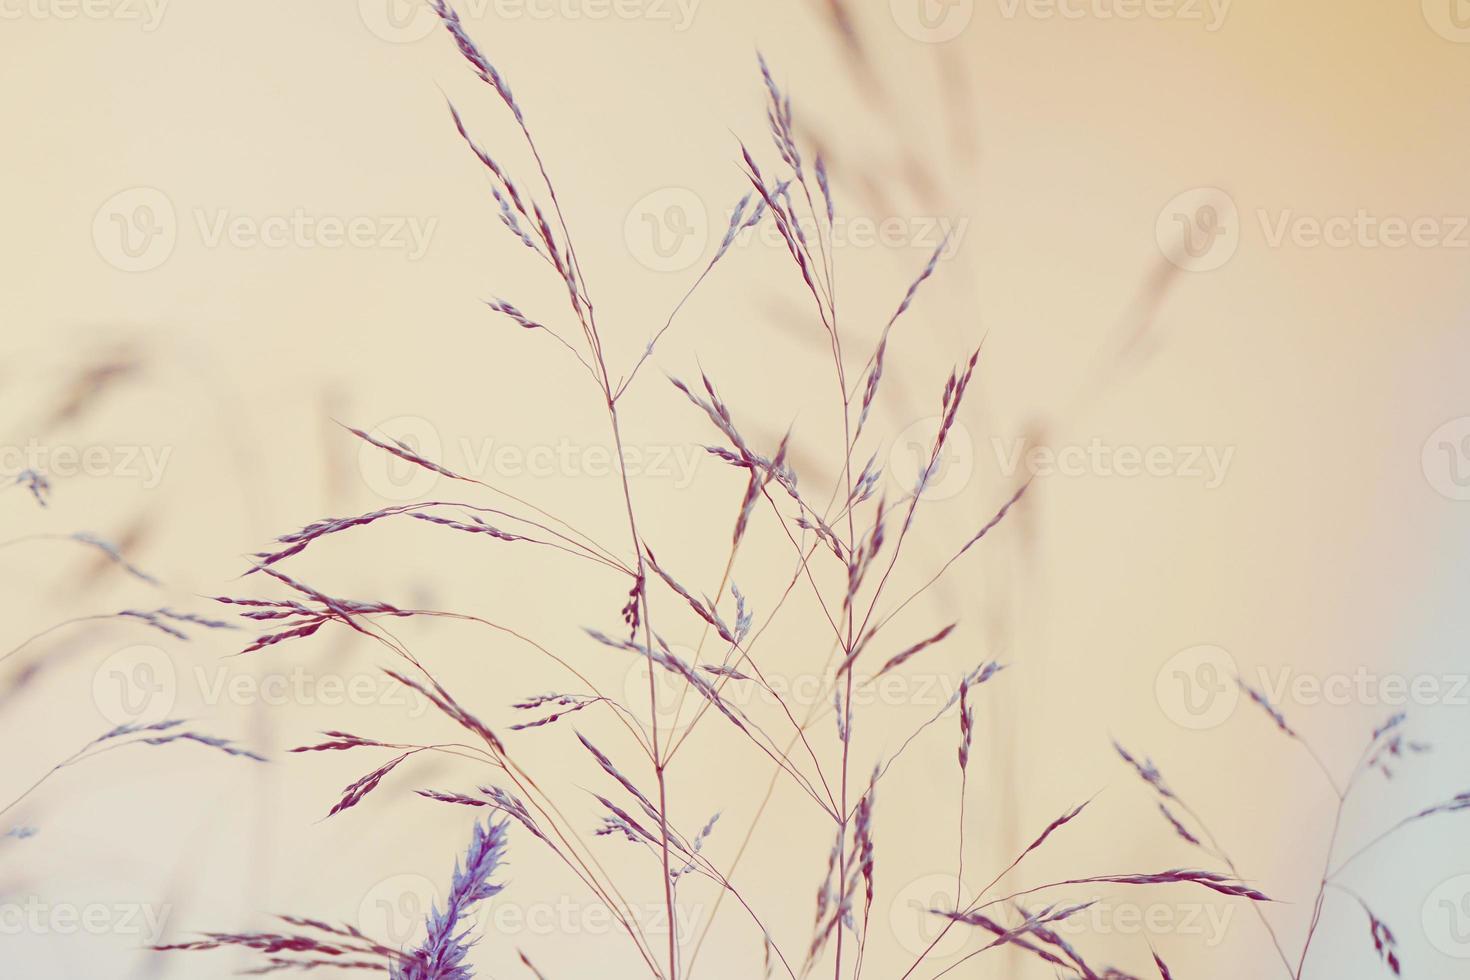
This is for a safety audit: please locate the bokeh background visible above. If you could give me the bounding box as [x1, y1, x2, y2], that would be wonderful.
[3, 0, 1470, 976]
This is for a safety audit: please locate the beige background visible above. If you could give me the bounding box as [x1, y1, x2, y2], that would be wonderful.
[3, 0, 1470, 977]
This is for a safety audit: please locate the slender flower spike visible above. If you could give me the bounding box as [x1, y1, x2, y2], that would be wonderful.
[957, 678, 974, 772]
[392, 819, 510, 980]
[1237, 675, 1298, 738]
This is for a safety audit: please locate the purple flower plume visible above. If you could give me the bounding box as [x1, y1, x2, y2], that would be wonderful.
[392, 818, 510, 980]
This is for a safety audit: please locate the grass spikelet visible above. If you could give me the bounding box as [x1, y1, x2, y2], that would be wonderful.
[326, 753, 412, 819]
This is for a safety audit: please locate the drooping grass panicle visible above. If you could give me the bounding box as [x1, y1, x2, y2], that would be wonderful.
[154, 917, 401, 973]
[2, 719, 264, 823]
